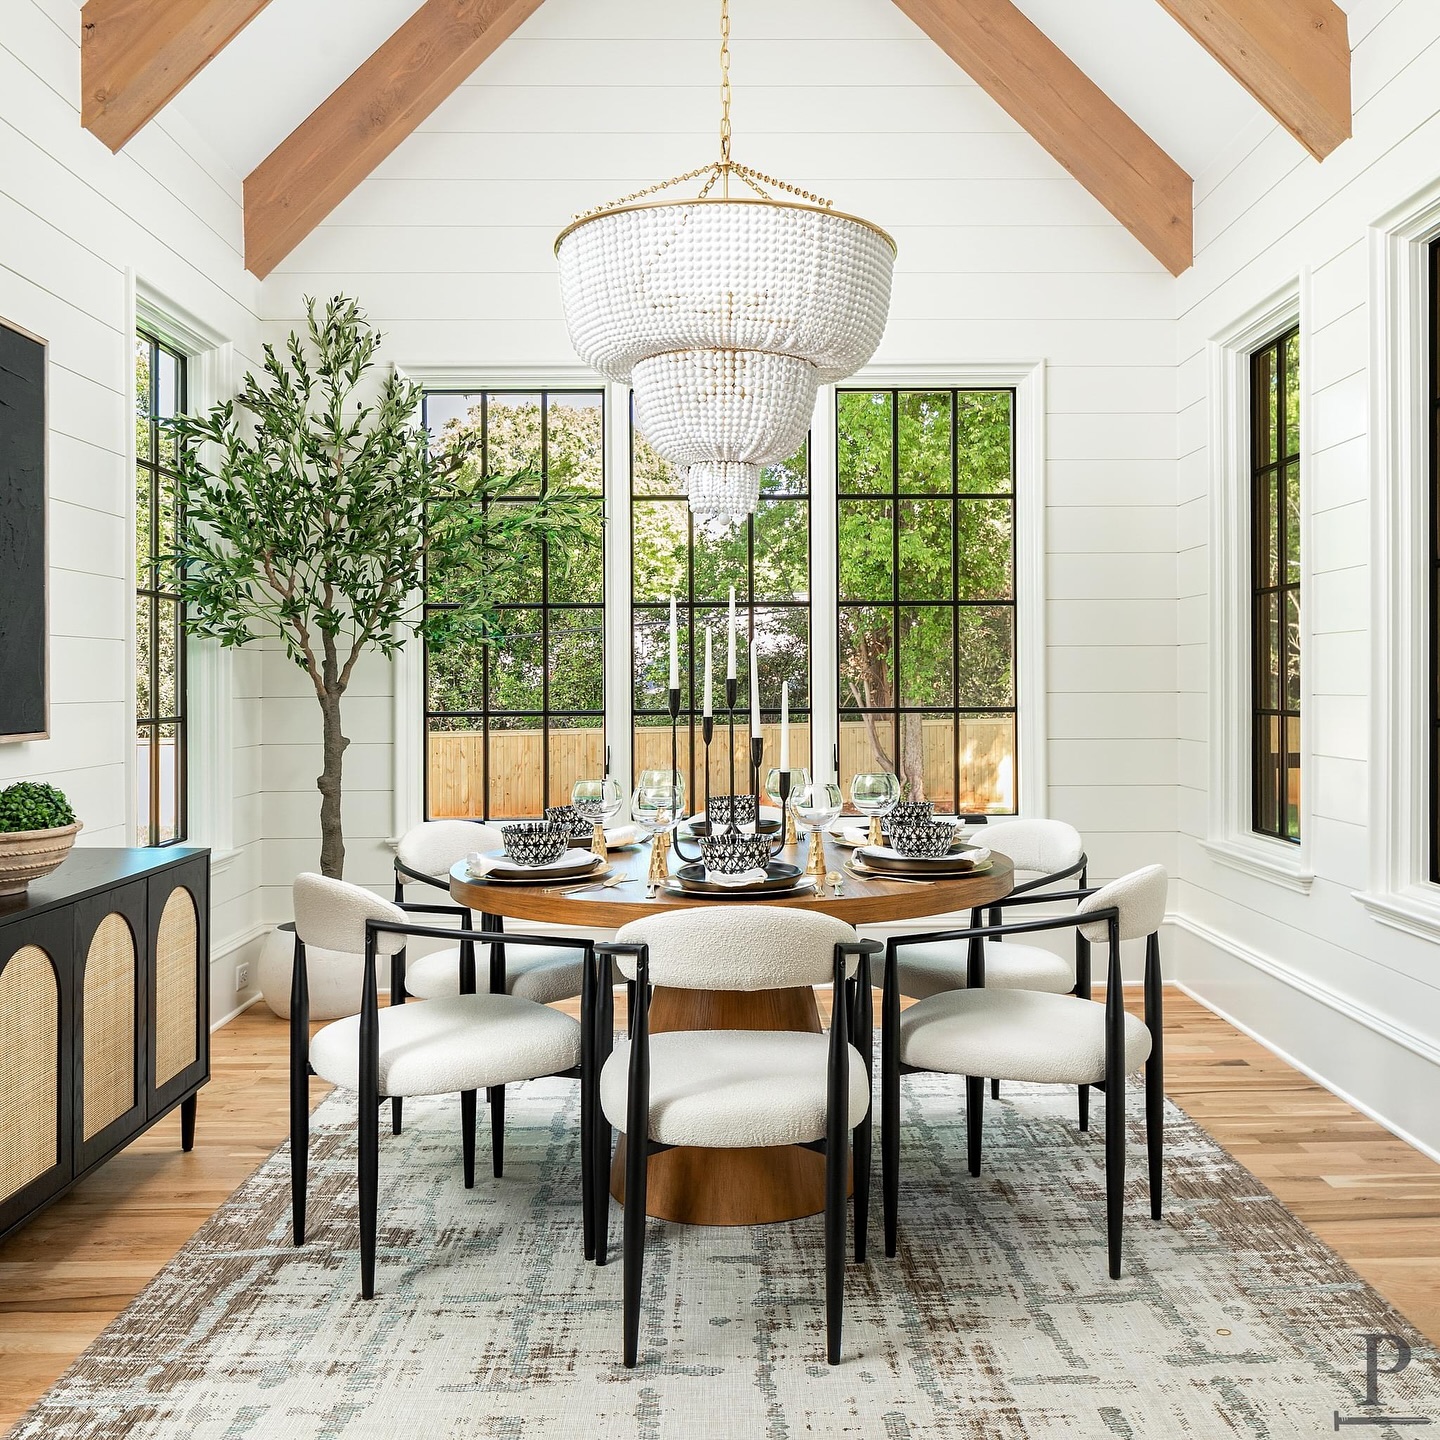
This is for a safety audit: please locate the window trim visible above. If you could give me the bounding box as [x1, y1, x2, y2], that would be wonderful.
[1357, 181, 1440, 941]
[390, 361, 1047, 837]
[1205, 283, 1315, 892]
[128, 280, 236, 864]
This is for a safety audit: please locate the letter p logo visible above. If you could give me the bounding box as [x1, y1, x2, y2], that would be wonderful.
[1364, 1333, 1413, 1408]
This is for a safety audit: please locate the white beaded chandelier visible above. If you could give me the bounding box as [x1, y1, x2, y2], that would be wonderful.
[555, 0, 896, 522]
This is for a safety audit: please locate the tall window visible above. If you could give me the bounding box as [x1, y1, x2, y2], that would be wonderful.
[421, 391, 605, 820]
[1250, 328, 1302, 843]
[836, 389, 1016, 814]
[134, 329, 187, 846]
[631, 429, 810, 805]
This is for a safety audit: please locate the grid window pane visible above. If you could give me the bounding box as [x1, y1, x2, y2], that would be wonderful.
[1250, 326, 1302, 843]
[422, 390, 606, 820]
[134, 328, 187, 847]
[631, 426, 810, 812]
[837, 388, 1017, 815]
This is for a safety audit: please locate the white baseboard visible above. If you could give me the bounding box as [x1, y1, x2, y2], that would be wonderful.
[210, 992, 263, 1032]
[1171, 911, 1440, 1165]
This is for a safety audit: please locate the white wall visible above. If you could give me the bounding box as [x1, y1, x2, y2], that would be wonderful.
[0, 0, 265, 1020]
[1175, 0, 1440, 1155]
[257, 0, 1181, 928]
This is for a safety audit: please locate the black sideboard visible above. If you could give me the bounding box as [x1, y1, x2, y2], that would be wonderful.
[0, 846, 210, 1243]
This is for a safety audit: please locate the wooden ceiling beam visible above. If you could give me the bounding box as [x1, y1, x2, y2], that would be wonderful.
[1153, 0, 1350, 160]
[890, 0, 1193, 276]
[243, 0, 545, 279]
[81, 0, 274, 152]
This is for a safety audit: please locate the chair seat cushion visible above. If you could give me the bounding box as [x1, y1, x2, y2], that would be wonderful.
[600, 1030, 871, 1148]
[896, 939, 1072, 1000]
[310, 994, 580, 1098]
[404, 944, 585, 1005]
[899, 988, 1152, 1085]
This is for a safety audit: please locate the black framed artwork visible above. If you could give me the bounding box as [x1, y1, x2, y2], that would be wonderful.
[0, 317, 48, 742]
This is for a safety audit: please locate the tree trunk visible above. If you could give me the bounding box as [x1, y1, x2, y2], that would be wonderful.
[316, 686, 350, 879]
[899, 714, 926, 802]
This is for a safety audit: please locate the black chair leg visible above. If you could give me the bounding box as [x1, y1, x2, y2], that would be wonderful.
[391, 1098, 403, 1135]
[965, 1075, 984, 1178]
[289, 938, 309, 1247]
[1079, 1084, 1090, 1132]
[990, 1078, 1000, 1101]
[881, 949, 901, 1259]
[826, 1130, 847, 1364]
[593, 1118, 611, 1266]
[622, 1136, 648, 1367]
[358, 1094, 379, 1300]
[180, 1093, 197, 1152]
[461, 1090, 476, 1189]
[1145, 933, 1164, 1221]
[490, 1085, 506, 1178]
[1105, 1078, 1125, 1280]
[853, 1117, 871, 1263]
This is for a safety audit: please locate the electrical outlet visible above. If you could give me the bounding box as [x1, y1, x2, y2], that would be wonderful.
[235, 962, 250, 992]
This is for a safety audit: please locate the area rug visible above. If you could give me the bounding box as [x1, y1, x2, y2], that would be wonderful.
[8, 1074, 1438, 1439]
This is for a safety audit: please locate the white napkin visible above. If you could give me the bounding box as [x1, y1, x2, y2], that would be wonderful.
[703, 867, 770, 888]
[466, 848, 596, 876]
[866, 844, 991, 866]
[837, 826, 870, 846]
[603, 824, 639, 847]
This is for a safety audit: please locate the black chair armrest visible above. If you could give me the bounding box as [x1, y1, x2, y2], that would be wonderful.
[393, 860, 451, 892]
[982, 885, 1096, 910]
[887, 906, 1119, 952]
[594, 940, 648, 959]
[367, 918, 592, 950]
[839, 938, 884, 957]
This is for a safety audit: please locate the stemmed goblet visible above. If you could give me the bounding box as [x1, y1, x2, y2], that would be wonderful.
[633, 770, 685, 892]
[791, 780, 843, 882]
[572, 776, 623, 863]
[765, 766, 811, 845]
[850, 771, 902, 849]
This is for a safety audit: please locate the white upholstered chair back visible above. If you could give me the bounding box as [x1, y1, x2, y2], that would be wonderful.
[982, 819, 1083, 878]
[293, 873, 408, 956]
[1076, 865, 1168, 943]
[612, 906, 859, 990]
[397, 819, 500, 879]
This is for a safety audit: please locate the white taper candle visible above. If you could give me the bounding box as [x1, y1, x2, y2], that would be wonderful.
[703, 628, 713, 718]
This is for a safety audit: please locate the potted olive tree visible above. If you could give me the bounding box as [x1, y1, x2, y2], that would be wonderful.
[169, 295, 595, 1011]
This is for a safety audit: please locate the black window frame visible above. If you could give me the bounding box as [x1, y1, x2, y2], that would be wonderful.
[134, 327, 188, 848]
[1249, 325, 1302, 844]
[629, 412, 812, 806]
[420, 388, 606, 821]
[835, 386, 1018, 816]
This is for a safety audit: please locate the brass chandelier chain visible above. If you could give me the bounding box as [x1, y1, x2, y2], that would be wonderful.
[564, 0, 836, 223]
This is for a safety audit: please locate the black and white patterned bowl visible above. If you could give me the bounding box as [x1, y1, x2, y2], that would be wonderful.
[500, 821, 569, 867]
[708, 794, 757, 828]
[886, 819, 955, 859]
[698, 832, 774, 874]
[544, 805, 587, 835]
[888, 801, 935, 829]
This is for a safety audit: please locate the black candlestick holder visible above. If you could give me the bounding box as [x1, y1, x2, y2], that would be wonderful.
[726, 676, 738, 832]
[701, 712, 714, 821]
[750, 734, 764, 827]
[778, 767, 792, 848]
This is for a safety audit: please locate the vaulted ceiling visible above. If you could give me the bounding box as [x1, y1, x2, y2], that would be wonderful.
[78, 0, 1354, 279]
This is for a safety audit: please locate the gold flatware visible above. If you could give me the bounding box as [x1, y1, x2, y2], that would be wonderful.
[825, 870, 846, 897]
[546, 872, 624, 895]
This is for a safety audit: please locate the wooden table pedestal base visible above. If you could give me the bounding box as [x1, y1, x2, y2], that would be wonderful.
[608, 982, 846, 1226]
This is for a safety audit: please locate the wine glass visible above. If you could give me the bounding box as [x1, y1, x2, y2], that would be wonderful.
[851, 771, 901, 848]
[791, 780, 842, 884]
[572, 776, 623, 861]
[765, 766, 810, 841]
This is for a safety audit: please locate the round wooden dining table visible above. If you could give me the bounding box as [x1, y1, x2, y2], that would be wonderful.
[450, 838, 1014, 1226]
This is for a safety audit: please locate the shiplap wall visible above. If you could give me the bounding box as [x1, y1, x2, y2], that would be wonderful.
[259, 0, 1181, 929]
[0, 0, 264, 1021]
[1176, 0, 1440, 1154]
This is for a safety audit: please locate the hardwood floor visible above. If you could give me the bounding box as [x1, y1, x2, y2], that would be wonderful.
[0, 989, 1437, 1429]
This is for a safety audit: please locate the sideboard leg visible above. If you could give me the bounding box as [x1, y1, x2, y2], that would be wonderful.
[180, 1094, 197, 1152]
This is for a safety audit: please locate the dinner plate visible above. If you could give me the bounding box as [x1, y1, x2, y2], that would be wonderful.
[673, 861, 804, 895]
[665, 873, 817, 901]
[848, 854, 993, 880]
[467, 851, 603, 884]
[832, 825, 970, 850]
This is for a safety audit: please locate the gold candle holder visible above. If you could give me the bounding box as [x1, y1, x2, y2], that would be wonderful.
[590, 822, 608, 863]
[804, 829, 827, 878]
[868, 814, 884, 847]
[784, 805, 799, 846]
[647, 829, 670, 886]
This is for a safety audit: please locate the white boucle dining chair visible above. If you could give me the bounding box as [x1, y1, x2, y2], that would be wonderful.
[589, 906, 881, 1368]
[289, 873, 586, 1300]
[882, 864, 1168, 1282]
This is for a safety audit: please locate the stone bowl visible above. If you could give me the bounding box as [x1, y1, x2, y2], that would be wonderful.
[500, 821, 569, 867]
[0, 821, 82, 897]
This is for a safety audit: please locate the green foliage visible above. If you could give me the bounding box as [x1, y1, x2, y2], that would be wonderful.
[0, 782, 76, 833]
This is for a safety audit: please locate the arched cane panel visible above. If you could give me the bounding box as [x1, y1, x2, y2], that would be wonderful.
[0, 946, 58, 1200]
[83, 913, 137, 1139]
[155, 887, 198, 1088]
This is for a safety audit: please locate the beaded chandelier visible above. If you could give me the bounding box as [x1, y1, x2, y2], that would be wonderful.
[555, 0, 896, 522]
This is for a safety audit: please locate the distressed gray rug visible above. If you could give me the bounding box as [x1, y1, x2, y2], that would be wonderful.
[8, 1075, 1438, 1439]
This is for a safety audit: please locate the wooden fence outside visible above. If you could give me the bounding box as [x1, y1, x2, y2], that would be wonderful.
[428, 717, 1013, 819]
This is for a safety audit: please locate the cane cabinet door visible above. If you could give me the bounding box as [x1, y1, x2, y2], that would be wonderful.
[0, 909, 73, 1235]
[146, 857, 209, 1119]
[74, 881, 147, 1171]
